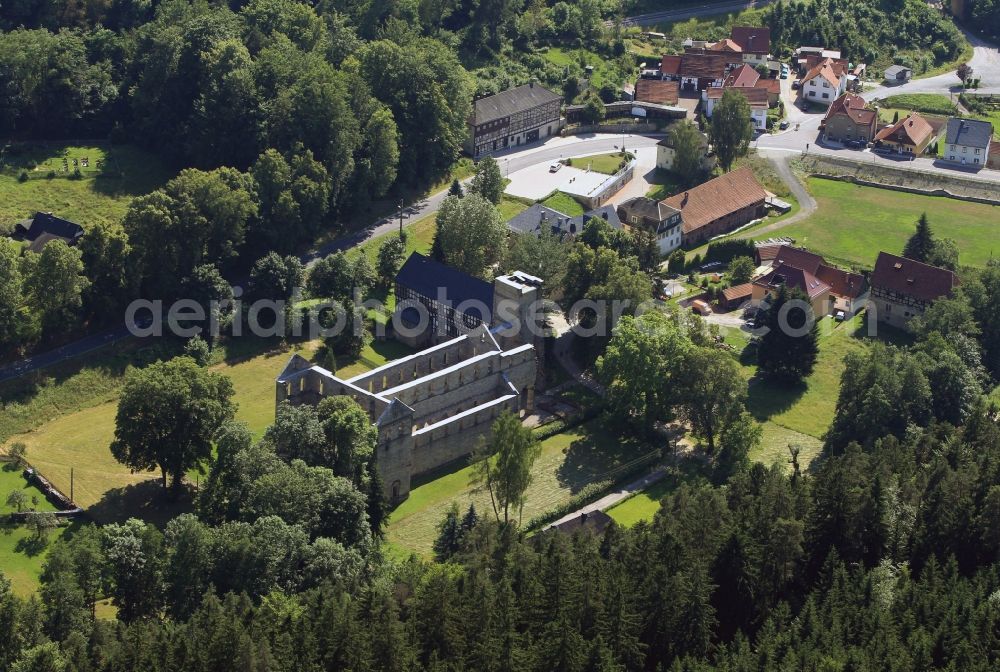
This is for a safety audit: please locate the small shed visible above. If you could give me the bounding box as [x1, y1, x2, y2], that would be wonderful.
[721, 283, 753, 311]
[884, 65, 912, 84]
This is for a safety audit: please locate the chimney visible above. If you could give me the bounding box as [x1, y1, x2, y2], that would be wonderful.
[682, 191, 689, 205]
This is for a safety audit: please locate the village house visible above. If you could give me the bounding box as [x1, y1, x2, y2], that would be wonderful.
[801, 57, 848, 106]
[655, 126, 715, 172]
[677, 51, 739, 91]
[660, 167, 767, 246]
[874, 112, 936, 155]
[870, 252, 958, 331]
[943, 117, 993, 167]
[729, 26, 771, 65]
[822, 93, 878, 144]
[12, 212, 85, 253]
[705, 86, 769, 131]
[616, 196, 683, 254]
[795, 46, 841, 72]
[660, 54, 682, 81]
[465, 83, 562, 158]
[751, 246, 868, 316]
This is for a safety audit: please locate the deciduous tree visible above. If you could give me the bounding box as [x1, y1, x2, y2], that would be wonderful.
[710, 89, 753, 171]
[111, 356, 235, 494]
[473, 411, 541, 526]
[434, 193, 506, 278]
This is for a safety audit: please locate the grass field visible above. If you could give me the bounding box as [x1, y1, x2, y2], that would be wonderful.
[2, 337, 410, 513]
[542, 47, 625, 93]
[765, 178, 1000, 269]
[386, 418, 651, 557]
[879, 94, 957, 116]
[0, 523, 75, 596]
[541, 191, 586, 217]
[0, 144, 172, 229]
[0, 464, 57, 513]
[571, 152, 631, 175]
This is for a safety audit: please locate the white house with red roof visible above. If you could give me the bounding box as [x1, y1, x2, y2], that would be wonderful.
[802, 57, 847, 106]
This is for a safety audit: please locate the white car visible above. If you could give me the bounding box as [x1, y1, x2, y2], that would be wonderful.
[549, 162, 562, 172]
[835, 310, 846, 322]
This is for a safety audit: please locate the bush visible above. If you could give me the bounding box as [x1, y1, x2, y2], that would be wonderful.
[703, 239, 755, 264]
[17, 170, 28, 182]
[45, 170, 56, 179]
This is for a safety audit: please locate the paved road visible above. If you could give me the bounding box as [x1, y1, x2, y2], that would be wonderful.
[0, 134, 661, 384]
[616, 0, 772, 27]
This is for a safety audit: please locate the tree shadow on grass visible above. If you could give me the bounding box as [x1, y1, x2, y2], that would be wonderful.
[747, 375, 808, 424]
[87, 479, 194, 528]
[555, 419, 649, 493]
[14, 533, 47, 557]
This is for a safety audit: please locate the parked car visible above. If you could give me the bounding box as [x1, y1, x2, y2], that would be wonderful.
[792, 79, 801, 89]
[780, 65, 790, 79]
[835, 310, 846, 322]
[779, 120, 790, 130]
[549, 162, 562, 172]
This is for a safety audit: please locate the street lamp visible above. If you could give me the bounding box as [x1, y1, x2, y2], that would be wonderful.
[398, 200, 404, 235]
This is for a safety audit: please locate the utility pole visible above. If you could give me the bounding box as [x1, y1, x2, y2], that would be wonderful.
[398, 200, 404, 235]
[70, 468, 74, 504]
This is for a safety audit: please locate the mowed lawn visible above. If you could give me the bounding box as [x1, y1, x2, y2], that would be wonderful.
[5, 338, 408, 510]
[0, 144, 171, 229]
[387, 419, 652, 557]
[570, 152, 630, 175]
[768, 178, 1000, 268]
[745, 316, 871, 467]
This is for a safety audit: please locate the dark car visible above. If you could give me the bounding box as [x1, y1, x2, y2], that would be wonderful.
[792, 80, 802, 89]
[779, 120, 790, 130]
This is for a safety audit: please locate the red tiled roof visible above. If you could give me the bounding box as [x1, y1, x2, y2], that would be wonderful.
[816, 265, 866, 300]
[661, 54, 682, 76]
[874, 113, 934, 147]
[754, 267, 830, 300]
[871, 252, 958, 303]
[662, 167, 767, 235]
[679, 52, 735, 79]
[773, 246, 824, 275]
[730, 26, 770, 54]
[762, 78, 781, 95]
[634, 79, 680, 105]
[824, 93, 877, 127]
[722, 283, 753, 302]
[804, 55, 849, 76]
[707, 86, 768, 108]
[726, 63, 760, 88]
[803, 58, 842, 89]
[756, 244, 787, 263]
[989, 140, 1000, 159]
[711, 38, 742, 52]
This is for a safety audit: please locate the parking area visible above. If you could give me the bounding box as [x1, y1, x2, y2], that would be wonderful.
[504, 161, 594, 200]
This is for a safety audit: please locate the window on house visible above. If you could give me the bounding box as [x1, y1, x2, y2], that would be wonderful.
[822, 93, 829, 99]
[975, 148, 981, 155]
[963, 146, 967, 153]
[950, 144, 955, 151]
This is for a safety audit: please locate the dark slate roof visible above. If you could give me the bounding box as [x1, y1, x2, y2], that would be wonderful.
[15, 212, 84, 244]
[945, 117, 993, 149]
[871, 252, 958, 303]
[395, 253, 493, 319]
[570, 205, 622, 232]
[472, 83, 562, 125]
[730, 26, 770, 54]
[506, 203, 621, 237]
[550, 510, 613, 535]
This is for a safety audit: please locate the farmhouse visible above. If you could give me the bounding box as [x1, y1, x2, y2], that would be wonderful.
[276, 324, 537, 504]
[466, 83, 563, 158]
[12, 212, 85, 252]
[870, 252, 958, 331]
[616, 196, 683, 254]
[660, 167, 767, 246]
[943, 117, 993, 167]
[822, 93, 878, 144]
[874, 113, 936, 155]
